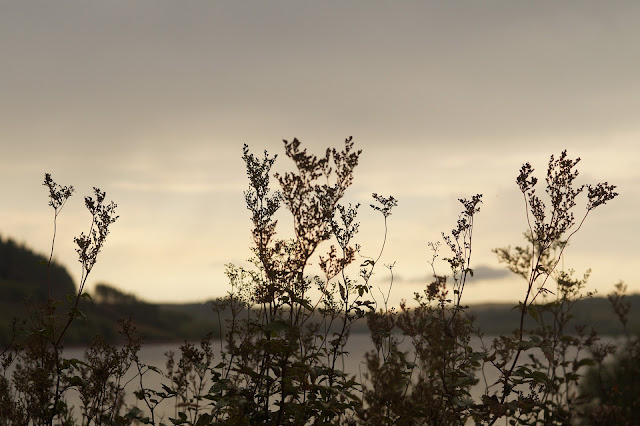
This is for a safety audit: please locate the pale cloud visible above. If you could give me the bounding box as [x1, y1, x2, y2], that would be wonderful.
[112, 180, 242, 195]
[387, 264, 512, 286]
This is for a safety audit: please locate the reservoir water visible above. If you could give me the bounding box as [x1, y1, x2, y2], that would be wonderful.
[51, 333, 622, 422]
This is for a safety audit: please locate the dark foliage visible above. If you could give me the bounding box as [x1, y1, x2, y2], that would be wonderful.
[1, 141, 630, 426]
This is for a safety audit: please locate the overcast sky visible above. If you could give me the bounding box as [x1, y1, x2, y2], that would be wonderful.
[1, 1, 638, 306]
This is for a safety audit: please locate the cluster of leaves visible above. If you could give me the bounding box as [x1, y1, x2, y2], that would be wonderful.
[1, 141, 633, 425]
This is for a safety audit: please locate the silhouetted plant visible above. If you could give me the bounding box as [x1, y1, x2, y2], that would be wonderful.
[0, 143, 626, 426]
[361, 195, 482, 425]
[201, 138, 373, 424]
[0, 174, 119, 425]
[481, 150, 618, 425]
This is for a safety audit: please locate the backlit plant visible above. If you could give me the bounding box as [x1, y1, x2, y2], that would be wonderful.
[0, 139, 629, 426]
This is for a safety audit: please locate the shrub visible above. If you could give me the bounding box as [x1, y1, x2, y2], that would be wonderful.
[0, 139, 624, 425]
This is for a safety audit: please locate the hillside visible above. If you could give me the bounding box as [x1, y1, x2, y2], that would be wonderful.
[2, 236, 636, 346]
[0, 237, 75, 303]
[0, 236, 216, 346]
[469, 295, 640, 336]
[161, 294, 640, 338]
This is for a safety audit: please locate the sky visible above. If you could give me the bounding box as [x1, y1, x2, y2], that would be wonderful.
[1, 1, 639, 306]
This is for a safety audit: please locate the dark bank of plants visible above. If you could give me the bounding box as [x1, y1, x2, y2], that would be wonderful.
[0, 138, 633, 425]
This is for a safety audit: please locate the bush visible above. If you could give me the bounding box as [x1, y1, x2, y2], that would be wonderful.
[0, 138, 625, 425]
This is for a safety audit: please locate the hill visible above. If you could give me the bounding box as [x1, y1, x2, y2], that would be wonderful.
[0, 236, 217, 346]
[469, 294, 640, 336]
[0, 236, 75, 303]
[159, 294, 640, 339]
[2, 236, 636, 346]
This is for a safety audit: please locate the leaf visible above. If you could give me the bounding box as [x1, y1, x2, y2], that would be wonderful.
[215, 397, 230, 410]
[169, 412, 189, 425]
[566, 372, 580, 381]
[518, 340, 536, 351]
[196, 414, 214, 426]
[126, 406, 143, 418]
[574, 358, 595, 369]
[529, 370, 552, 385]
[67, 307, 86, 321]
[208, 381, 229, 394]
[511, 302, 525, 312]
[360, 259, 374, 267]
[67, 375, 84, 387]
[147, 365, 162, 374]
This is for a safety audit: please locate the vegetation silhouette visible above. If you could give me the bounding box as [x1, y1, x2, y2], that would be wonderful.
[0, 138, 634, 425]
